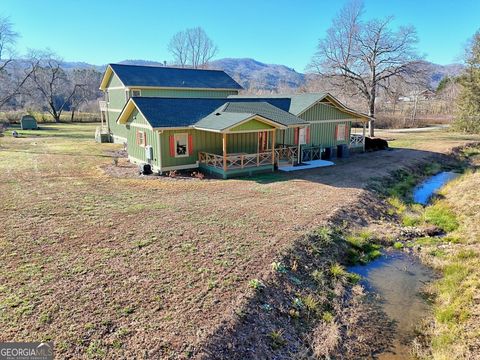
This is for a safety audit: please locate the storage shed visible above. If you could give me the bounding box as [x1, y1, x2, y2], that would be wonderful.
[20, 115, 38, 130]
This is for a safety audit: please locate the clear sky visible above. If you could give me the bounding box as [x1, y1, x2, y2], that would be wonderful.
[2, 0, 479, 71]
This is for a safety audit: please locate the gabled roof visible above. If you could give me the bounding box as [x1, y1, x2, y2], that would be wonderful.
[117, 97, 306, 130]
[195, 102, 307, 131]
[228, 92, 370, 120]
[99, 63, 243, 91]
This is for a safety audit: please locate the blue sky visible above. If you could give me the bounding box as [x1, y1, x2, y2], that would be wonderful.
[2, 0, 479, 71]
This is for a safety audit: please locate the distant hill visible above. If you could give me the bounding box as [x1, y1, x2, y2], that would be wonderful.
[422, 62, 465, 89]
[57, 57, 463, 92]
[208, 58, 306, 91]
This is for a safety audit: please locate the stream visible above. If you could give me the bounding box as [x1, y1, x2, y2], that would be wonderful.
[348, 171, 460, 359]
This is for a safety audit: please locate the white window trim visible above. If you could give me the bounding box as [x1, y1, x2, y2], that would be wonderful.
[131, 89, 142, 97]
[137, 130, 146, 148]
[174, 133, 189, 158]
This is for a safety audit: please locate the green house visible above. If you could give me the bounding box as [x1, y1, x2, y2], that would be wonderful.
[99, 64, 369, 178]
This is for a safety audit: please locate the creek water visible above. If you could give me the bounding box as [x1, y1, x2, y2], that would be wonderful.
[349, 251, 434, 359]
[412, 171, 460, 205]
[347, 171, 461, 358]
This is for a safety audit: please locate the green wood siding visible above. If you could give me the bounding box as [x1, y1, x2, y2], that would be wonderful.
[103, 72, 239, 140]
[125, 111, 160, 168]
[301, 103, 355, 121]
[274, 102, 356, 148]
[230, 119, 274, 132]
[159, 129, 259, 168]
[308, 121, 350, 147]
[276, 121, 351, 147]
[106, 73, 124, 88]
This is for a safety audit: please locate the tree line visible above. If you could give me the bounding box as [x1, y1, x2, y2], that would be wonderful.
[0, 16, 102, 122]
[1, 2, 479, 133]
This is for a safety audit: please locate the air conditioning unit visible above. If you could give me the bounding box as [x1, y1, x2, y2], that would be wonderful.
[145, 145, 153, 160]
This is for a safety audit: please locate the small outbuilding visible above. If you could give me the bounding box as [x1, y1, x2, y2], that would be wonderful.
[20, 115, 38, 130]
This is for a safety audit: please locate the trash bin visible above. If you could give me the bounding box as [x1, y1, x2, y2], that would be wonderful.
[322, 147, 332, 160]
[337, 144, 349, 158]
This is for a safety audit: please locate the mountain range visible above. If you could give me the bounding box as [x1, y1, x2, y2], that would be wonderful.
[60, 58, 464, 92]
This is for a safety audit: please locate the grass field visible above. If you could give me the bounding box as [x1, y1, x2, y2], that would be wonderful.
[1, 123, 479, 358]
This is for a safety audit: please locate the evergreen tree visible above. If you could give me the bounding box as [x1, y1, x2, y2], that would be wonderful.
[453, 30, 480, 133]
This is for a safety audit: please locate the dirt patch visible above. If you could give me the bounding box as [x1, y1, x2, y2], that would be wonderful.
[1, 124, 479, 359]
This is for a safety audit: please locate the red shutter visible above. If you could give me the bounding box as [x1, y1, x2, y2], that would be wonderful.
[335, 125, 338, 140]
[294, 128, 299, 145]
[143, 132, 147, 146]
[306, 127, 311, 144]
[188, 134, 193, 155]
[169, 135, 175, 157]
[345, 124, 349, 140]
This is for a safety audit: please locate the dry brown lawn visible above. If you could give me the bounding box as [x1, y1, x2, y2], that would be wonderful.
[0, 124, 478, 358]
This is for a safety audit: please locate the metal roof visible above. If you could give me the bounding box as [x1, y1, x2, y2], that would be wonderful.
[108, 63, 243, 90]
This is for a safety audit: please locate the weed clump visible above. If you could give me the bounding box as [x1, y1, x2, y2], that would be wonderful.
[424, 203, 459, 232]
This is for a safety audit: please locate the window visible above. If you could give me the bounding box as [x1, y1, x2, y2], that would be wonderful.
[136, 130, 146, 147]
[336, 124, 346, 141]
[174, 133, 188, 157]
[131, 89, 141, 97]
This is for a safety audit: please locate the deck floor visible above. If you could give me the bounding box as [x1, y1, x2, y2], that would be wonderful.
[278, 159, 335, 172]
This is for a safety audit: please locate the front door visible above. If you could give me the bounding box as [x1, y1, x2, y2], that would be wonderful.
[258, 131, 268, 152]
[298, 127, 306, 145]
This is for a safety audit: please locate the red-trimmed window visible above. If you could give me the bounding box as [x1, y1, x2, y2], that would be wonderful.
[336, 124, 347, 141]
[136, 130, 146, 147]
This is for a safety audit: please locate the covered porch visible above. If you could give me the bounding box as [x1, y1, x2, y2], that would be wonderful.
[192, 100, 310, 178]
[198, 129, 278, 179]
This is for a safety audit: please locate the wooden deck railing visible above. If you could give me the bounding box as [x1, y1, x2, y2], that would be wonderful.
[198, 152, 273, 170]
[350, 134, 364, 148]
[274, 145, 298, 163]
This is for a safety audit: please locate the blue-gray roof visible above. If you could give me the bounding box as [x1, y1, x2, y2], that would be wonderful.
[195, 102, 307, 131]
[128, 97, 296, 128]
[109, 64, 243, 90]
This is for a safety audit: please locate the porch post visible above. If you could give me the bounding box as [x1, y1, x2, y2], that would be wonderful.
[362, 122, 366, 152]
[271, 128, 276, 165]
[222, 133, 227, 172]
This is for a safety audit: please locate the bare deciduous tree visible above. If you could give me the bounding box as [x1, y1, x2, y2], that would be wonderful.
[27, 50, 86, 122]
[308, 0, 423, 135]
[168, 27, 218, 69]
[69, 69, 102, 121]
[0, 16, 34, 109]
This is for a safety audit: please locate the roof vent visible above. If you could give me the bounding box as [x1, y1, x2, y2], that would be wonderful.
[215, 112, 221, 116]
